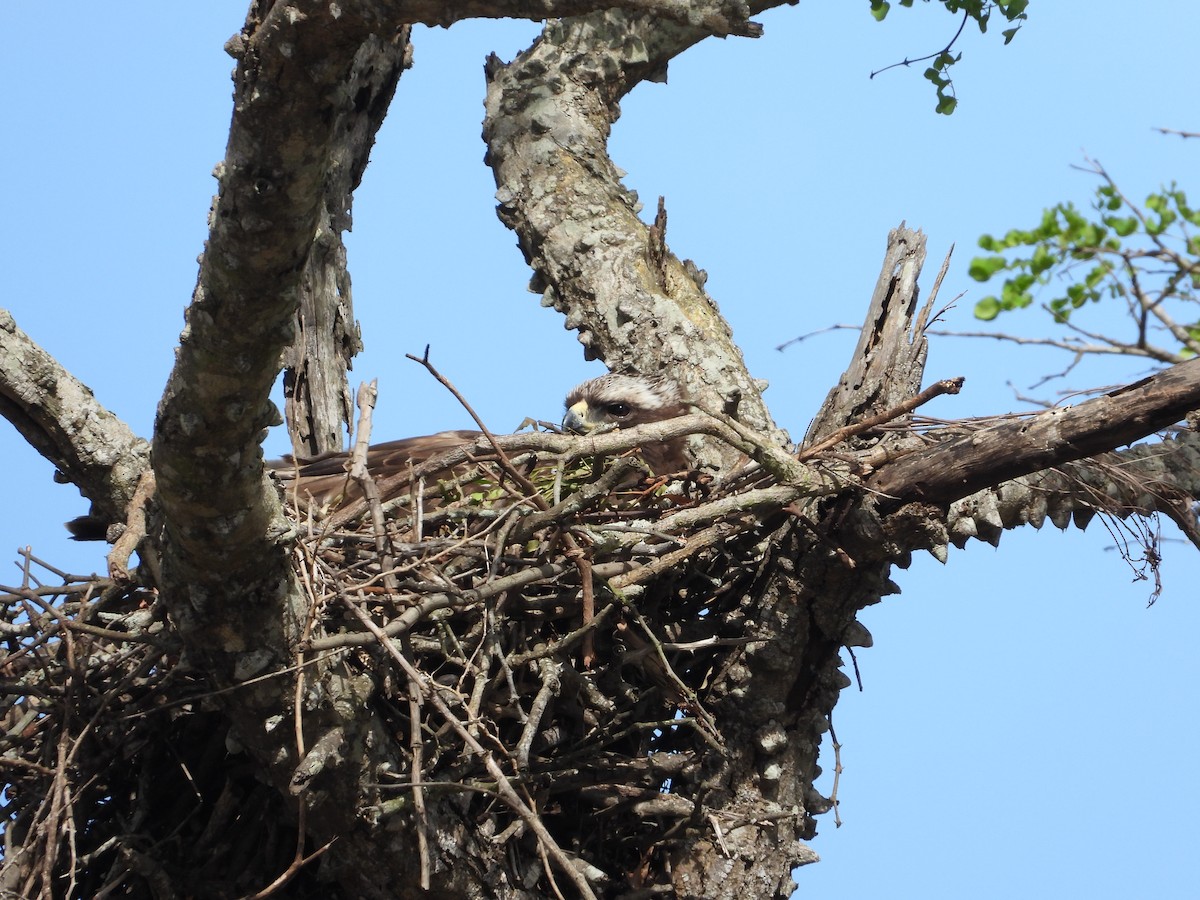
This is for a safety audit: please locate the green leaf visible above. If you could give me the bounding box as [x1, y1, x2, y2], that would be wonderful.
[935, 94, 957, 115]
[1061, 204, 1087, 234]
[1000, 280, 1034, 309]
[1084, 262, 1111, 289]
[977, 234, 998, 251]
[1030, 244, 1055, 275]
[933, 51, 958, 70]
[1105, 216, 1138, 237]
[1036, 208, 1062, 238]
[869, 1, 890, 21]
[1172, 190, 1200, 225]
[968, 255, 1008, 281]
[974, 296, 1001, 320]
[999, 228, 1027, 247]
[1146, 208, 1176, 235]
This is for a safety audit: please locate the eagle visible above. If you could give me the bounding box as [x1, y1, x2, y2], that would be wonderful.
[561, 374, 689, 476]
[272, 373, 690, 513]
[65, 374, 687, 539]
[63, 374, 687, 540]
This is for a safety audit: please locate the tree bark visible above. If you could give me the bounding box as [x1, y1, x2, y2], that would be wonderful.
[0, 307, 149, 529]
[278, 20, 408, 456]
[483, 5, 794, 467]
[2, 5, 1200, 900]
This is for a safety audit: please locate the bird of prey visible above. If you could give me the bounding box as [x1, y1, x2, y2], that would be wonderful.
[561, 373, 689, 475]
[271, 429, 482, 514]
[63, 374, 688, 539]
[272, 373, 689, 513]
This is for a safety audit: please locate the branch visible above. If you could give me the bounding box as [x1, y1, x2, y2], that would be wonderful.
[1155, 127, 1200, 139]
[937, 428, 1200, 554]
[0, 308, 149, 528]
[153, 4, 408, 585]
[801, 377, 964, 458]
[868, 8, 968, 79]
[143, 7, 417, 865]
[343, 598, 601, 900]
[926, 327, 1181, 364]
[870, 358, 1200, 507]
[483, 5, 795, 464]
[322, 412, 830, 531]
[389, 0, 761, 36]
[805, 226, 943, 443]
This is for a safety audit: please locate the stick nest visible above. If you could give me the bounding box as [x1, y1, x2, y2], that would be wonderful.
[2, 433, 799, 897]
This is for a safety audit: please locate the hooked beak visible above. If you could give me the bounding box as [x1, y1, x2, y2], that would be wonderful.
[562, 401, 592, 435]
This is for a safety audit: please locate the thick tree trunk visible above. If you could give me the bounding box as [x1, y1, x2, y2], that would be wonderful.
[483, 8, 789, 469]
[278, 21, 406, 455]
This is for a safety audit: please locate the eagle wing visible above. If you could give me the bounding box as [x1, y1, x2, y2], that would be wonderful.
[67, 375, 688, 540]
[270, 429, 482, 512]
[279, 374, 691, 512]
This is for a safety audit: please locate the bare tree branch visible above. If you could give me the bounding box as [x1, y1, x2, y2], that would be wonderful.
[381, 0, 761, 35]
[805, 227, 944, 442]
[0, 308, 149, 529]
[153, 5, 413, 588]
[870, 359, 1200, 507]
[4, 5, 1197, 899]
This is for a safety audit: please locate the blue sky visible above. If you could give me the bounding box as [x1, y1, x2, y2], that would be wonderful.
[2, 3, 1197, 897]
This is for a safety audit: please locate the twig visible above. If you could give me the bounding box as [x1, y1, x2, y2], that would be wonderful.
[307, 560, 573, 652]
[245, 802, 336, 899]
[1154, 126, 1200, 139]
[504, 601, 621, 668]
[405, 635, 432, 890]
[346, 380, 399, 594]
[342, 598, 600, 900]
[775, 323, 860, 353]
[620, 608, 722, 751]
[869, 8, 970, 80]
[516, 659, 560, 770]
[919, 245, 958, 333]
[407, 349, 602, 664]
[827, 714, 844, 828]
[799, 377, 965, 458]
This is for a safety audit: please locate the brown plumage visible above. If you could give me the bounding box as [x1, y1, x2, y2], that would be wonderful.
[65, 375, 689, 538]
[273, 374, 689, 513]
[270, 429, 481, 513]
[561, 374, 690, 475]
[270, 374, 686, 513]
[63, 374, 686, 540]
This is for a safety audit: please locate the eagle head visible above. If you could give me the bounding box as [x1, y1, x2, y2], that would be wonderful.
[562, 374, 690, 474]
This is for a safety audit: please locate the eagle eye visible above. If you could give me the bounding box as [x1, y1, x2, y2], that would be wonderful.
[606, 402, 632, 419]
